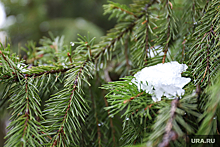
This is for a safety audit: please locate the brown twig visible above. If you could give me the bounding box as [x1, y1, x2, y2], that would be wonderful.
[206, 26, 212, 84]
[143, 0, 158, 65]
[162, 0, 171, 64]
[144, 103, 154, 110]
[123, 92, 144, 104]
[86, 42, 92, 58]
[145, 4, 149, 65]
[158, 99, 179, 147]
[217, 127, 220, 135]
[191, 0, 196, 32]
[112, 6, 138, 18]
[26, 54, 44, 64]
[201, 66, 208, 83]
[67, 52, 72, 63]
[131, 101, 157, 115]
[201, 26, 213, 83]
[41, 131, 52, 140]
[1, 67, 71, 81]
[22, 77, 29, 137]
[181, 40, 186, 62]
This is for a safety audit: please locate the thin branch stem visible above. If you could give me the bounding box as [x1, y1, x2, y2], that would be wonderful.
[0, 50, 72, 81]
[158, 99, 179, 147]
[145, 4, 149, 65]
[0, 51, 16, 70]
[206, 26, 212, 84]
[104, 97, 116, 147]
[123, 92, 144, 104]
[86, 42, 92, 58]
[67, 52, 72, 63]
[90, 82, 101, 147]
[1, 67, 71, 81]
[201, 26, 213, 83]
[131, 101, 158, 115]
[124, 35, 130, 70]
[112, 6, 138, 18]
[162, 0, 171, 64]
[22, 77, 29, 137]
[52, 61, 87, 147]
[181, 40, 186, 62]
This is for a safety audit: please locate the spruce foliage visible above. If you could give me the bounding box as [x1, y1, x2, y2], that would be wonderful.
[1, 0, 220, 147]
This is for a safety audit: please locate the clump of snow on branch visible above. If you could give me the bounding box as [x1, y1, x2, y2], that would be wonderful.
[17, 63, 28, 72]
[131, 61, 191, 102]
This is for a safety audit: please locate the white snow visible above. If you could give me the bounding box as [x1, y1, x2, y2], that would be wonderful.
[70, 42, 75, 46]
[148, 45, 170, 58]
[0, 2, 7, 46]
[131, 61, 191, 102]
[0, 2, 6, 28]
[17, 63, 28, 72]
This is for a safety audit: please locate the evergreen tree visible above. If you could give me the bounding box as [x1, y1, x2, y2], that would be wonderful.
[0, 0, 220, 146]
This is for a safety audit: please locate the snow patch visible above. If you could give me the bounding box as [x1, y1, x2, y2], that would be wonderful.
[131, 61, 191, 102]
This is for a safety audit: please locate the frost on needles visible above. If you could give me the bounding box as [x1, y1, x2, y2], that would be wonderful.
[131, 61, 191, 102]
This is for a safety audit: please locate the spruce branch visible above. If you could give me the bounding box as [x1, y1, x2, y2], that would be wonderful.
[142, 0, 159, 65]
[0, 50, 23, 81]
[2, 0, 220, 146]
[51, 61, 88, 147]
[197, 71, 220, 135]
[147, 91, 200, 146]
[162, 0, 171, 64]
[158, 99, 179, 147]
[102, 76, 161, 145]
[200, 25, 214, 84]
[188, 1, 220, 87]
[0, 43, 74, 82]
[111, 5, 138, 18]
[1, 66, 72, 81]
[103, 1, 138, 21]
[0, 50, 16, 71]
[5, 77, 45, 147]
[27, 67, 71, 78]
[131, 0, 162, 67]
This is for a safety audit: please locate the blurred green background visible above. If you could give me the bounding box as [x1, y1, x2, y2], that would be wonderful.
[1, 0, 132, 50]
[0, 0, 133, 146]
